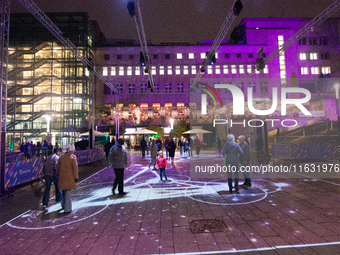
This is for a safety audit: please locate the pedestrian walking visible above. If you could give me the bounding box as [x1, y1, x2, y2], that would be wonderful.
[149, 139, 158, 170]
[42, 148, 62, 207]
[164, 138, 170, 159]
[140, 137, 147, 157]
[156, 150, 168, 182]
[194, 136, 201, 155]
[109, 138, 128, 195]
[178, 139, 184, 156]
[104, 140, 112, 160]
[57, 144, 78, 213]
[223, 134, 244, 194]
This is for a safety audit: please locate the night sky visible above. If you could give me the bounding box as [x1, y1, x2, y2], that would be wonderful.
[10, 0, 340, 44]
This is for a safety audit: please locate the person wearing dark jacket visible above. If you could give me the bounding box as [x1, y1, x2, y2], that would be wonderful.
[168, 138, 177, 163]
[42, 148, 62, 207]
[109, 138, 128, 195]
[140, 137, 147, 157]
[238, 135, 251, 187]
[223, 134, 244, 194]
[104, 140, 112, 160]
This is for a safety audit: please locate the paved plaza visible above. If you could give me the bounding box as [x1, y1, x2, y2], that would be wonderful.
[1, 151, 340, 254]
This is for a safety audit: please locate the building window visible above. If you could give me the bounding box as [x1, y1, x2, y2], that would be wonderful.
[249, 53, 253, 58]
[117, 55, 122, 60]
[177, 82, 184, 93]
[135, 66, 140, 75]
[159, 66, 165, 75]
[237, 53, 242, 58]
[176, 66, 181, 75]
[140, 103, 148, 110]
[183, 65, 188, 75]
[110, 67, 116, 76]
[278, 35, 287, 86]
[311, 67, 319, 75]
[263, 65, 268, 74]
[191, 65, 197, 74]
[299, 38, 307, 45]
[141, 83, 147, 93]
[153, 103, 160, 110]
[167, 66, 172, 75]
[189, 53, 194, 59]
[129, 54, 134, 59]
[299, 53, 307, 60]
[103, 67, 108, 76]
[261, 82, 268, 92]
[153, 54, 158, 59]
[310, 53, 318, 60]
[104, 54, 110, 60]
[301, 67, 308, 75]
[207, 65, 213, 74]
[165, 54, 170, 59]
[225, 53, 230, 58]
[322, 66, 331, 74]
[215, 65, 220, 74]
[249, 81, 256, 92]
[127, 66, 132, 76]
[117, 84, 123, 94]
[223, 65, 228, 74]
[239, 65, 244, 74]
[320, 38, 328, 45]
[129, 84, 135, 94]
[165, 83, 172, 93]
[177, 53, 182, 59]
[309, 38, 317, 45]
[231, 65, 237, 74]
[154, 83, 160, 93]
[119, 66, 124, 76]
[152, 66, 156, 75]
[247, 65, 252, 73]
[200, 53, 206, 59]
[321, 53, 330, 59]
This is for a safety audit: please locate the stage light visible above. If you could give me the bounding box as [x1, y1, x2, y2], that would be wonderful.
[127, 1, 136, 17]
[233, 0, 243, 16]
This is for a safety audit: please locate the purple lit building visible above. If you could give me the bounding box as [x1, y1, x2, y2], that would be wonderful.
[94, 18, 340, 144]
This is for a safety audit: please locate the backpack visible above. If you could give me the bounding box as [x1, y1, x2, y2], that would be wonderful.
[43, 155, 57, 175]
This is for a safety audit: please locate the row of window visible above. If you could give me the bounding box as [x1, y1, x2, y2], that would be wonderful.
[121, 103, 186, 110]
[299, 37, 328, 46]
[299, 52, 330, 60]
[102, 64, 269, 76]
[103, 52, 266, 61]
[105, 81, 270, 95]
[300, 66, 331, 75]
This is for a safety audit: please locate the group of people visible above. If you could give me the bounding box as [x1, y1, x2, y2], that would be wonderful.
[20, 141, 60, 160]
[223, 134, 251, 194]
[42, 144, 79, 213]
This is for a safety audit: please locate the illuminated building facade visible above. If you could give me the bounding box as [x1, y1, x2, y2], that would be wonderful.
[96, 18, 340, 140]
[7, 13, 99, 149]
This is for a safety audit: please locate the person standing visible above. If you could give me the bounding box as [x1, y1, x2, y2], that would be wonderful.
[223, 134, 244, 194]
[42, 148, 62, 207]
[178, 139, 184, 156]
[156, 150, 168, 182]
[104, 140, 112, 160]
[168, 138, 177, 164]
[156, 139, 162, 151]
[217, 137, 222, 155]
[149, 139, 158, 170]
[194, 136, 201, 155]
[109, 138, 128, 195]
[184, 138, 190, 158]
[164, 138, 170, 159]
[57, 144, 78, 213]
[238, 135, 251, 187]
[140, 137, 147, 157]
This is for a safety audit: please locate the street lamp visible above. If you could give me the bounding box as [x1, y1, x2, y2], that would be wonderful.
[335, 84, 340, 117]
[46, 116, 51, 142]
[170, 118, 174, 129]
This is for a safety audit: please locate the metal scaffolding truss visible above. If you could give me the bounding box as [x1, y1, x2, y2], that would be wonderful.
[129, 0, 155, 91]
[191, 0, 238, 90]
[233, 0, 340, 86]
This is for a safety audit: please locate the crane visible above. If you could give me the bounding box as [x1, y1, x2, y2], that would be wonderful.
[127, 0, 155, 92]
[233, 0, 340, 86]
[191, 0, 243, 90]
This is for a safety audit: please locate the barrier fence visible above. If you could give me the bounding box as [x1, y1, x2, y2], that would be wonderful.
[4, 148, 104, 190]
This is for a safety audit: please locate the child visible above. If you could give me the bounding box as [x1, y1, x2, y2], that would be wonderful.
[156, 150, 168, 182]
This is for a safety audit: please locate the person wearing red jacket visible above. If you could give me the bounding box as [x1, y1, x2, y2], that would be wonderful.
[156, 150, 168, 182]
